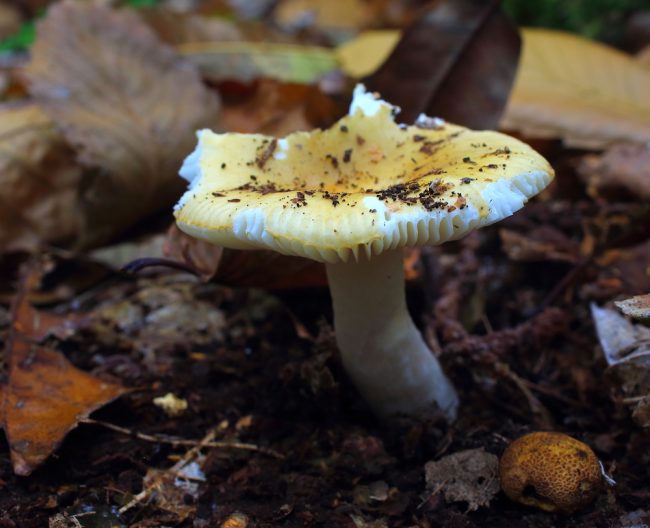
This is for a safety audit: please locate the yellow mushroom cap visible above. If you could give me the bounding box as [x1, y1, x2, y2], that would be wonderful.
[174, 85, 554, 263]
[499, 432, 603, 513]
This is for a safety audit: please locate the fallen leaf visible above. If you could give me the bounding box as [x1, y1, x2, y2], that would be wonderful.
[578, 143, 650, 201]
[164, 223, 327, 288]
[0, 102, 82, 251]
[590, 303, 650, 367]
[638, 44, 650, 67]
[502, 29, 650, 148]
[336, 30, 400, 79]
[179, 41, 339, 84]
[26, 1, 220, 247]
[219, 80, 341, 136]
[616, 294, 650, 321]
[141, 8, 242, 45]
[364, 0, 520, 128]
[499, 227, 579, 263]
[591, 303, 650, 426]
[0, 3, 21, 40]
[273, 0, 374, 37]
[0, 265, 126, 475]
[632, 396, 650, 429]
[424, 448, 500, 512]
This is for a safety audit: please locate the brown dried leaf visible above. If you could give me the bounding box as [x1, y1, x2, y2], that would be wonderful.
[502, 29, 650, 148]
[638, 44, 650, 68]
[591, 303, 650, 367]
[141, 9, 242, 45]
[424, 448, 500, 512]
[219, 80, 340, 136]
[500, 227, 578, 263]
[273, 0, 374, 36]
[0, 3, 21, 40]
[26, 1, 220, 247]
[165, 224, 327, 288]
[578, 143, 650, 201]
[364, 0, 520, 128]
[0, 103, 82, 251]
[616, 294, 650, 321]
[0, 266, 126, 475]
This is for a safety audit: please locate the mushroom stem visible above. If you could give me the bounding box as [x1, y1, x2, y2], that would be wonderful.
[325, 249, 459, 420]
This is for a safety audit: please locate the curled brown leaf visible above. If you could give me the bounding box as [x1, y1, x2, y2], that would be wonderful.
[26, 1, 220, 247]
[0, 102, 82, 251]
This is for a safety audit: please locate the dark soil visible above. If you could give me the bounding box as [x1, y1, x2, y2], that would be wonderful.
[1, 181, 648, 527]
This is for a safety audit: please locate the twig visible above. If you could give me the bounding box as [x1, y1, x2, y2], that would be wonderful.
[121, 257, 201, 277]
[118, 425, 218, 514]
[82, 418, 284, 459]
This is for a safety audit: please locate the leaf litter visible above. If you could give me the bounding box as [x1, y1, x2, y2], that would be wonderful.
[0, 0, 649, 526]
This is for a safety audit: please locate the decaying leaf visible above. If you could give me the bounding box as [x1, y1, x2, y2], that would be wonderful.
[273, 0, 374, 37]
[424, 448, 500, 511]
[141, 8, 242, 45]
[219, 80, 341, 136]
[616, 294, 650, 321]
[364, 0, 520, 128]
[0, 265, 126, 475]
[336, 30, 400, 79]
[591, 303, 650, 367]
[179, 41, 339, 84]
[164, 223, 327, 288]
[139, 458, 205, 521]
[578, 143, 650, 201]
[0, 3, 21, 40]
[499, 227, 579, 263]
[26, 1, 220, 247]
[591, 304, 650, 428]
[0, 103, 82, 251]
[502, 29, 650, 148]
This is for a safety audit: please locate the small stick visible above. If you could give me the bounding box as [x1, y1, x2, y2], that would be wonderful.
[118, 425, 218, 514]
[82, 418, 284, 459]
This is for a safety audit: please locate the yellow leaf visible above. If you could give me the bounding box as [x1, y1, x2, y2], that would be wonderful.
[336, 30, 400, 79]
[501, 28, 650, 149]
[179, 41, 338, 84]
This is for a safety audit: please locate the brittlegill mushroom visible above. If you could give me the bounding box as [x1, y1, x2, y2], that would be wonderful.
[174, 85, 554, 421]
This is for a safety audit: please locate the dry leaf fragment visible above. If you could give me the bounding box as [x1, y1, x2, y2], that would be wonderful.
[164, 223, 327, 288]
[502, 29, 650, 148]
[141, 9, 242, 45]
[591, 303, 650, 427]
[0, 102, 82, 251]
[1, 265, 126, 475]
[591, 303, 650, 367]
[273, 0, 374, 36]
[616, 294, 650, 321]
[499, 227, 578, 263]
[578, 143, 650, 201]
[364, 0, 520, 128]
[424, 448, 500, 511]
[26, 1, 220, 247]
[179, 41, 338, 84]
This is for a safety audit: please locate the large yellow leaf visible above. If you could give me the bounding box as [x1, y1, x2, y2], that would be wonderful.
[179, 41, 338, 84]
[501, 28, 650, 149]
[337, 28, 650, 149]
[336, 30, 400, 79]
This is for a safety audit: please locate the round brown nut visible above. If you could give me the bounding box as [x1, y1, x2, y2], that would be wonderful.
[499, 432, 603, 513]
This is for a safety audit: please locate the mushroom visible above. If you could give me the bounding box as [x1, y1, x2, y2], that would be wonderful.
[499, 432, 604, 513]
[174, 85, 554, 420]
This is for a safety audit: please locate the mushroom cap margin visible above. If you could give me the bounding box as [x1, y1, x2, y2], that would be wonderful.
[174, 88, 554, 263]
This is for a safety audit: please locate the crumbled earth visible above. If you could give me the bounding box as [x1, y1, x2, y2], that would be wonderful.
[1, 181, 649, 527]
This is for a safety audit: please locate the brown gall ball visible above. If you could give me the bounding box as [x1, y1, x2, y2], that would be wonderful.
[499, 432, 603, 513]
